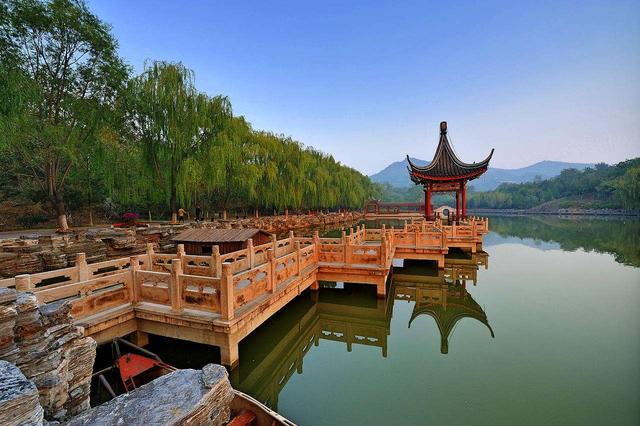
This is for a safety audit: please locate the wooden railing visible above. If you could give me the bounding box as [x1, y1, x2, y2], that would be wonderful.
[1, 218, 488, 323]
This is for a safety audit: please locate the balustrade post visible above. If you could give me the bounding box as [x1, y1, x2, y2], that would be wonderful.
[211, 245, 221, 277]
[15, 274, 33, 292]
[380, 232, 387, 264]
[341, 230, 346, 245]
[220, 263, 235, 321]
[76, 253, 89, 282]
[313, 231, 320, 262]
[271, 234, 277, 254]
[295, 241, 301, 275]
[344, 234, 351, 264]
[170, 259, 183, 314]
[177, 243, 186, 270]
[288, 230, 295, 241]
[130, 256, 140, 304]
[267, 248, 276, 293]
[247, 238, 255, 268]
[403, 220, 408, 231]
[146, 243, 155, 271]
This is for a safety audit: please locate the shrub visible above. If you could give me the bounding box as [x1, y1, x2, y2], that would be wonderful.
[17, 214, 49, 228]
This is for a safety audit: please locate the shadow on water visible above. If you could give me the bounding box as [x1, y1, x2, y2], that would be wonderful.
[226, 249, 492, 410]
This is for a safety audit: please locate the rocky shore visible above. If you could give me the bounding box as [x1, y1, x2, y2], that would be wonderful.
[0, 288, 241, 426]
[0, 212, 362, 278]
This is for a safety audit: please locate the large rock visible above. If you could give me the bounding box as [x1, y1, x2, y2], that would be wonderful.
[67, 364, 235, 426]
[0, 360, 44, 426]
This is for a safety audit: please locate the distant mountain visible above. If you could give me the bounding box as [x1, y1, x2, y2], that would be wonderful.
[369, 159, 595, 191]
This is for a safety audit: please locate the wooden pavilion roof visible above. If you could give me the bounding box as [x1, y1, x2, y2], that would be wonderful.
[407, 121, 494, 183]
[172, 228, 270, 243]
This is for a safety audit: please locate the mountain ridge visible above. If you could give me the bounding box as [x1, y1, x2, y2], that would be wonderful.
[370, 158, 596, 191]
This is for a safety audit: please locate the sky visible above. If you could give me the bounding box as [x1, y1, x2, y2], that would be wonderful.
[88, 0, 640, 175]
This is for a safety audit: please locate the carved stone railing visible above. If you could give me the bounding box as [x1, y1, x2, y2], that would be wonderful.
[3, 220, 488, 326]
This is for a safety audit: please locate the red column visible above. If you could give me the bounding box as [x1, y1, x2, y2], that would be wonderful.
[455, 190, 460, 222]
[462, 182, 467, 218]
[425, 185, 432, 219]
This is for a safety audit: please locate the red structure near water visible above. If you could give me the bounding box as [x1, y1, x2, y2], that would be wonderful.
[407, 122, 493, 221]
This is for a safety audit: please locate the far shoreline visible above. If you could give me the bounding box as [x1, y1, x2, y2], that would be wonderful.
[468, 208, 640, 217]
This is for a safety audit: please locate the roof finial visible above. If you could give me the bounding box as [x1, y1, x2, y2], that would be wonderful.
[440, 121, 447, 135]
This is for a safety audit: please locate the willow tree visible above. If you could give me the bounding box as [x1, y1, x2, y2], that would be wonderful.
[127, 61, 230, 222]
[0, 0, 128, 229]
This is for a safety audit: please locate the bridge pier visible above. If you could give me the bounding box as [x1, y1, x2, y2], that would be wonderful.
[220, 335, 240, 369]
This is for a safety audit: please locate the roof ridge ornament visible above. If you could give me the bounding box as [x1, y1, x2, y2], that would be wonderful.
[440, 121, 447, 135]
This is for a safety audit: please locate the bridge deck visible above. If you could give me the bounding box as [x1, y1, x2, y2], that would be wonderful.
[2, 217, 489, 367]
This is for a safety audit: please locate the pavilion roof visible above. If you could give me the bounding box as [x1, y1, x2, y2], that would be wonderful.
[407, 121, 494, 183]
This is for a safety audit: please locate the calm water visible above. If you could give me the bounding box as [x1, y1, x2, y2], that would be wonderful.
[153, 216, 640, 425]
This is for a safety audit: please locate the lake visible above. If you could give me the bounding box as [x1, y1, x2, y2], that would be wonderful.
[150, 215, 640, 425]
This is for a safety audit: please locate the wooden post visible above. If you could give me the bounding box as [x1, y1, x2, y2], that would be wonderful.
[76, 253, 89, 282]
[267, 248, 276, 293]
[15, 274, 33, 292]
[220, 263, 234, 321]
[130, 256, 140, 304]
[288, 230, 295, 246]
[170, 259, 183, 313]
[295, 241, 301, 276]
[146, 243, 155, 271]
[247, 238, 254, 268]
[271, 234, 277, 254]
[211, 245, 221, 277]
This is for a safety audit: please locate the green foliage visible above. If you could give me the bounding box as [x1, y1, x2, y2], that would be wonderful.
[467, 159, 640, 210]
[17, 213, 49, 228]
[0, 0, 128, 228]
[0, 0, 376, 223]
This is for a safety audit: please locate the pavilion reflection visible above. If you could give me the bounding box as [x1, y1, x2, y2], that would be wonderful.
[390, 251, 493, 354]
[230, 250, 492, 410]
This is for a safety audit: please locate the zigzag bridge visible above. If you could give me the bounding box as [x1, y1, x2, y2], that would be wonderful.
[0, 217, 488, 368]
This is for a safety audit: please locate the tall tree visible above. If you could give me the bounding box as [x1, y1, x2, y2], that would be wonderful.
[0, 0, 128, 229]
[126, 61, 231, 222]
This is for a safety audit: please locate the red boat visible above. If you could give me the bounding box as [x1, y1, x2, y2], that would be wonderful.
[93, 338, 296, 425]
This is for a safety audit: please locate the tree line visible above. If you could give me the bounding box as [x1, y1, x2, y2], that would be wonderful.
[373, 160, 639, 211]
[0, 0, 376, 229]
[467, 159, 640, 210]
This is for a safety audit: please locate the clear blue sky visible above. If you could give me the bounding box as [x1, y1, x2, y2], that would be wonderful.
[88, 0, 639, 175]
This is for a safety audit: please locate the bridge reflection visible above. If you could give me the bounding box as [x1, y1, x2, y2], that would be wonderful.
[230, 250, 492, 410]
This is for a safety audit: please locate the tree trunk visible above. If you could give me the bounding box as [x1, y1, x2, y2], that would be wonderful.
[53, 194, 69, 231]
[170, 186, 177, 223]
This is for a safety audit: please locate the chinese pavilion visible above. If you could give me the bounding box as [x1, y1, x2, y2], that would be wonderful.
[407, 121, 493, 220]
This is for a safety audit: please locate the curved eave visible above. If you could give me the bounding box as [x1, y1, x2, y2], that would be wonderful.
[408, 305, 495, 340]
[409, 167, 489, 183]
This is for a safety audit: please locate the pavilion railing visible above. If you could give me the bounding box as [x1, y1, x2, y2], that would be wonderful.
[0, 218, 488, 321]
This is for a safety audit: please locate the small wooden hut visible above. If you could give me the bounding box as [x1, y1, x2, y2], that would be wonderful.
[171, 228, 272, 255]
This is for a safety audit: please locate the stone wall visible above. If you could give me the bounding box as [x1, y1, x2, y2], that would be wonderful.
[0, 288, 95, 422]
[0, 212, 362, 278]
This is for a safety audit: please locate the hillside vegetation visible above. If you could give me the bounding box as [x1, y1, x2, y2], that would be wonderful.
[467, 160, 640, 210]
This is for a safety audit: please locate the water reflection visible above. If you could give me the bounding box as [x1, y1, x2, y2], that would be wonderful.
[230, 250, 492, 410]
[392, 256, 494, 354]
[487, 215, 640, 266]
